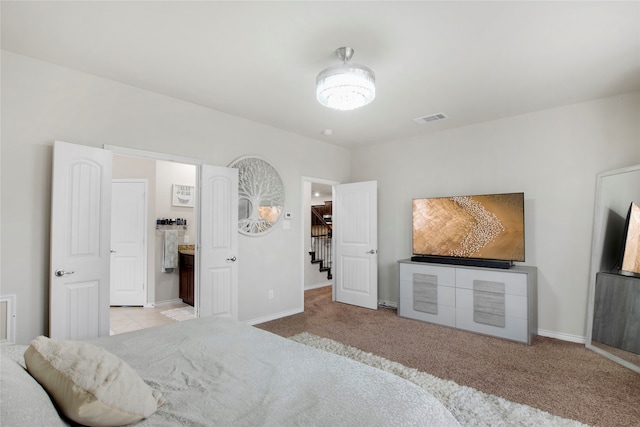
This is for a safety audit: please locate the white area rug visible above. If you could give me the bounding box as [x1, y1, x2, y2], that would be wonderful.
[290, 332, 588, 427]
[160, 306, 195, 321]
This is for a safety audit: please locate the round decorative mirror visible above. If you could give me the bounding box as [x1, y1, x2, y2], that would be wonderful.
[229, 156, 285, 236]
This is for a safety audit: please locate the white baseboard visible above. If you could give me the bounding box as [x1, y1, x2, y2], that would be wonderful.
[378, 300, 398, 309]
[304, 282, 332, 291]
[245, 307, 303, 326]
[537, 328, 585, 344]
[151, 298, 184, 308]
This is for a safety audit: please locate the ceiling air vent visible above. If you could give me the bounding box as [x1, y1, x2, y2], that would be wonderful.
[413, 113, 448, 125]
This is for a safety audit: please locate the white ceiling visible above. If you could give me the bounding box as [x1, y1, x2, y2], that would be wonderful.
[311, 182, 332, 199]
[2, 1, 639, 148]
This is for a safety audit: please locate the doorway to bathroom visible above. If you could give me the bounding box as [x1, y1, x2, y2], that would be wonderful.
[109, 153, 197, 334]
[50, 141, 238, 340]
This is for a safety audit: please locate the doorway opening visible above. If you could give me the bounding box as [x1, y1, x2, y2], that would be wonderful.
[50, 141, 238, 340]
[108, 147, 200, 335]
[302, 178, 337, 303]
[301, 178, 379, 311]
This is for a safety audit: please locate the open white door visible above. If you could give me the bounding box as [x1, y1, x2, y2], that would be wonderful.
[50, 141, 112, 339]
[199, 165, 238, 319]
[110, 180, 147, 306]
[333, 181, 378, 309]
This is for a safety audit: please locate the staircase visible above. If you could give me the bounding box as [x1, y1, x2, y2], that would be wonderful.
[309, 202, 332, 280]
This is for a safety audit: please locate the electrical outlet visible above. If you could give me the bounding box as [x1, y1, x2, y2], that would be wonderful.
[268, 290, 274, 299]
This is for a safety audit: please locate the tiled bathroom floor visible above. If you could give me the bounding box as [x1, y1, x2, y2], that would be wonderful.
[109, 302, 190, 335]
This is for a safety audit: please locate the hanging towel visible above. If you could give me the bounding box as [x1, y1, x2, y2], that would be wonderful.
[162, 230, 179, 273]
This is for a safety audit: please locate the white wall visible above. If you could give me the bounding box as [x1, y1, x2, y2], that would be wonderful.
[156, 161, 196, 247]
[0, 51, 351, 344]
[351, 92, 640, 340]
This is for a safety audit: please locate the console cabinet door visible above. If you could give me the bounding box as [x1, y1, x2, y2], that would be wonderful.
[398, 263, 456, 327]
[455, 269, 528, 342]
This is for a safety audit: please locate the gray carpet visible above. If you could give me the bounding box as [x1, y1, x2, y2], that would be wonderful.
[257, 286, 640, 427]
[291, 332, 587, 427]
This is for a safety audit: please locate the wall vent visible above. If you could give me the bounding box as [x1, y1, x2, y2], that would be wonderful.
[413, 113, 448, 125]
[0, 295, 16, 344]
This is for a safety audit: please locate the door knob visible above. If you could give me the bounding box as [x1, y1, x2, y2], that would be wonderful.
[366, 250, 377, 254]
[226, 256, 237, 262]
[54, 269, 75, 277]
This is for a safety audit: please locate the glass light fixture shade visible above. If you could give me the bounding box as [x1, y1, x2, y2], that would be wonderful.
[316, 63, 376, 111]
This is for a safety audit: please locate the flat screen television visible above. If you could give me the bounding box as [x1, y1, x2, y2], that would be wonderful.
[412, 192, 525, 268]
[615, 201, 640, 277]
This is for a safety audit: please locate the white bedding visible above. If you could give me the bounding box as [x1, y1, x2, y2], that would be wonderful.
[2, 317, 459, 426]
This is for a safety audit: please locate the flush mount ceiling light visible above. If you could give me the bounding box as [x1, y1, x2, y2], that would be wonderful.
[316, 47, 376, 111]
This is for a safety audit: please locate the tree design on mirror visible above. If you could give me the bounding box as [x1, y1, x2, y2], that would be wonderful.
[229, 156, 285, 236]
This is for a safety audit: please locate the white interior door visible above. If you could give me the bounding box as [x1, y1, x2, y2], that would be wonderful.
[110, 180, 147, 306]
[333, 181, 378, 309]
[50, 141, 112, 339]
[199, 165, 238, 318]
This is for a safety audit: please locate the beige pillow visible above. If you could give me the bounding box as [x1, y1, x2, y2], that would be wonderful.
[24, 336, 165, 427]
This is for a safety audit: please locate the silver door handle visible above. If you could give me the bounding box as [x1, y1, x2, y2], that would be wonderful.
[366, 250, 377, 254]
[110, 249, 117, 253]
[54, 269, 75, 277]
[226, 256, 237, 262]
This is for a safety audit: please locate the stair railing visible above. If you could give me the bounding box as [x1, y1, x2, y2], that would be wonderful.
[310, 207, 332, 279]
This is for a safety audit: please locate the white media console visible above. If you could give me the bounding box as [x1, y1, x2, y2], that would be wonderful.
[398, 259, 537, 344]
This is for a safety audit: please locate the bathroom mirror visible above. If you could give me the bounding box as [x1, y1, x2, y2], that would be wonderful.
[229, 156, 285, 236]
[585, 164, 640, 373]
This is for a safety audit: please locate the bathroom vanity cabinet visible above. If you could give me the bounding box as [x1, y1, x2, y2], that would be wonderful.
[179, 252, 195, 306]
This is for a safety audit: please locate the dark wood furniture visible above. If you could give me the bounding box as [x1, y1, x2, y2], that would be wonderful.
[179, 252, 195, 306]
[311, 201, 332, 226]
[592, 272, 640, 354]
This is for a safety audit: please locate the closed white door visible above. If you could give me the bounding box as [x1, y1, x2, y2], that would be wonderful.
[198, 165, 239, 318]
[110, 180, 147, 306]
[332, 181, 378, 309]
[50, 141, 112, 339]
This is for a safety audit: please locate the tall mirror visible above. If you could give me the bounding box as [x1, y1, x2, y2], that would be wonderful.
[586, 164, 640, 373]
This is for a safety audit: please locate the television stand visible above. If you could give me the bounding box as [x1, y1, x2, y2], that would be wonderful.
[410, 256, 512, 270]
[398, 259, 537, 344]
